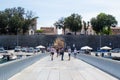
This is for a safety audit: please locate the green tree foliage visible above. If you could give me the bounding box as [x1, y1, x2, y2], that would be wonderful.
[65, 13, 82, 35]
[102, 26, 112, 35]
[54, 17, 66, 35]
[90, 13, 117, 35]
[0, 7, 38, 35]
[22, 11, 38, 34]
[36, 29, 43, 33]
[0, 11, 8, 34]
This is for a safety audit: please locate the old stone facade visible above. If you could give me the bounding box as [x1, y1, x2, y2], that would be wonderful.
[63, 26, 120, 35]
[63, 26, 96, 35]
[26, 19, 37, 35]
[40, 27, 58, 35]
[1, 35, 120, 51]
[111, 27, 120, 35]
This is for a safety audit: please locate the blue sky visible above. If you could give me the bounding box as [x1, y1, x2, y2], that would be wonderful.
[0, 0, 120, 29]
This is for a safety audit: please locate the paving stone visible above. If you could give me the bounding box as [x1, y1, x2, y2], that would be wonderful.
[9, 53, 118, 80]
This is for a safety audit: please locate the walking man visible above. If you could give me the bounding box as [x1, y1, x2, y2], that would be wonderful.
[60, 48, 64, 61]
[56, 48, 59, 57]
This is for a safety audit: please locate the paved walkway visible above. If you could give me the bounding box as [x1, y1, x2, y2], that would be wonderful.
[9, 53, 118, 80]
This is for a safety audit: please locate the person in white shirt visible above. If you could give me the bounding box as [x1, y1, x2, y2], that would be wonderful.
[50, 47, 55, 61]
[74, 48, 77, 58]
[68, 48, 71, 60]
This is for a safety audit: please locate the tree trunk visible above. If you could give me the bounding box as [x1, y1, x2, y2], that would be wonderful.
[85, 30, 86, 35]
[108, 27, 110, 35]
[63, 29, 65, 35]
[63, 28, 65, 35]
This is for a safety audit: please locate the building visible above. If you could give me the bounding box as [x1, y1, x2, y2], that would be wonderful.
[86, 26, 96, 35]
[62, 26, 95, 35]
[27, 19, 37, 35]
[62, 25, 120, 35]
[111, 27, 120, 35]
[40, 27, 58, 35]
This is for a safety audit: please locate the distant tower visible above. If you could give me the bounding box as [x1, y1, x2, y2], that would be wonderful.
[28, 19, 37, 35]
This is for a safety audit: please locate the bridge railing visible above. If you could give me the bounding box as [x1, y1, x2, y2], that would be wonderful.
[0, 53, 48, 80]
[77, 54, 120, 79]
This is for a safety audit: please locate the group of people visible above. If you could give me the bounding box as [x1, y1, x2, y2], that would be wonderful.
[49, 47, 78, 61]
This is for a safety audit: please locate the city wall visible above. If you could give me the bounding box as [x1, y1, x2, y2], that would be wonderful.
[0, 34, 120, 50]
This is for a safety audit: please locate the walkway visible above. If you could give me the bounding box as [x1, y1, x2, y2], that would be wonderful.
[9, 53, 118, 80]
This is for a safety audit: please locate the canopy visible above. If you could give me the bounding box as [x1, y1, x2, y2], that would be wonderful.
[100, 46, 111, 50]
[36, 45, 45, 48]
[81, 46, 92, 50]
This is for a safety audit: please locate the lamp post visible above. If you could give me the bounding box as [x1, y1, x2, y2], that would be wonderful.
[73, 44, 75, 49]
[109, 42, 112, 48]
[100, 34, 101, 49]
[99, 30, 102, 50]
[16, 29, 19, 46]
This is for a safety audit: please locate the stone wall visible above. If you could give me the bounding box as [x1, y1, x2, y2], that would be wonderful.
[0, 34, 120, 50]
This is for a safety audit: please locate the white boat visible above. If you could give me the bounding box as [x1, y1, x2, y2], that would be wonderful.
[0, 55, 3, 59]
[10, 55, 17, 60]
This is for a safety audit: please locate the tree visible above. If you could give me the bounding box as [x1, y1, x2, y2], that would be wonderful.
[90, 13, 117, 35]
[0, 7, 38, 35]
[90, 18, 101, 34]
[54, 17, 66, 35]
[22, 11, 38, 34]
[0, 11, 8, 34]
[65, 13, 82, 35]
[4, 7, 25, 35]
[36, 29, 43, 33]
[8, 14, 22, 34]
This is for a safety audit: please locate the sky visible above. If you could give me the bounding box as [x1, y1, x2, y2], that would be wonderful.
[0, 0, 120, 30]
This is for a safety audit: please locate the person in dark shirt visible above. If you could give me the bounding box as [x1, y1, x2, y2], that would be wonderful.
[60, 48, 64, 61]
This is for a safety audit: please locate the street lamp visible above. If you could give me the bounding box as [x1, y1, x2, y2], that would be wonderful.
[109, 42, 112, 48]
[17, 34, 18, 46]
[16, 29, 19, 46]
[99, 34, 101, 49]
[73, 44, 75, 49]
[99, 30, 102, 50]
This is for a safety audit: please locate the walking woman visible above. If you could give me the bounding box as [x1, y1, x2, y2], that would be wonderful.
[68, 48, 71, 60]
[50, 46, 55, 61]
[74, 48, 77, 58]
[60, 48, 64, 61]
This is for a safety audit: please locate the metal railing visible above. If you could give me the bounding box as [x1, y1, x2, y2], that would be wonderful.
[0, 53, 48, 80]
[77, 54, 120, 79]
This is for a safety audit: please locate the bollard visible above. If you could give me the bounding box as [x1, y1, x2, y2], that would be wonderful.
[101, 53, 104, 57]
[95, 53, 98, 56]
[108, 52, 111, 57]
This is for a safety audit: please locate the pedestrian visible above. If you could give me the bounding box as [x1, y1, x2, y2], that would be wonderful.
[68, 48, 71, 60]
[60, 48, 64, 61]
[56, 48, 59, 57]
[74, 48, 77, 58]
[50, 46, 55, 61]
